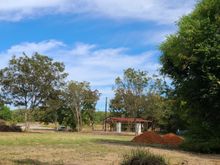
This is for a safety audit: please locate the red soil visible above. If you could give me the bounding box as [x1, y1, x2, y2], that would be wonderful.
[132, 132, 184, 147]
[132, 131, 164, 144]
[162, 133, 184, 146]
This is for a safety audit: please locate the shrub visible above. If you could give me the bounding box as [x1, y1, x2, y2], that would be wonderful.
[181, 137, 220, 154]
[0, 121, 22, 132]
[0, 105, 12, 121]
[120, 149, 168, 165]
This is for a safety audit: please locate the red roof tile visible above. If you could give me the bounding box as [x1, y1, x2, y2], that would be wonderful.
[106, 117, 150, 123]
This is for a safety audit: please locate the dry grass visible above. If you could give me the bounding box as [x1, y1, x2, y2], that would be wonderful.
[0, 132, 219, 165]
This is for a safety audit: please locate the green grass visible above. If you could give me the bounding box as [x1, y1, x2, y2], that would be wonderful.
[0, 132, 133, 164]
[0, 132, 132, 152]
[0, 132, 129, 143]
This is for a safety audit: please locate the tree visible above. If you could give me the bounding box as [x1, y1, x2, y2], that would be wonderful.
[0, 53, 67, 131]
[82, 89, 100, 130]
[11, 109, 26, 123]
[160, 0, 220, 151]
[110, 68, 167, 128]
[36, 90, 65, 130]
[110, 68, 149, 118]
[0, 104, 12, 121]
[158, 90, 189, 132]
[94, 111, 107, 124]
[56, 106, 77, 130]
[64, 81, 100, 132]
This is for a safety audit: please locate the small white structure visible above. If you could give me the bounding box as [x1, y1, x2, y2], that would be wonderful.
[104, 117, 152, 133]
[135, 123, 142, 134]
[116, 122, 121, 133]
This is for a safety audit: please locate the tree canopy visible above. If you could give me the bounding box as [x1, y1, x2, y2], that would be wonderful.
[64, 81, 100, 131]
[0, 53, 68, 130]
[0, 104, 11, 121]
[160, 0, 220, 152]
[110, 68, 168, 128]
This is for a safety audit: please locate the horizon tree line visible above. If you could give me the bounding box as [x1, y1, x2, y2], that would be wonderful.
[0, 53, 170, 132]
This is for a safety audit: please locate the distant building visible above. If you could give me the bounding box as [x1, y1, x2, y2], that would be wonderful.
[104, 117, 152, 134]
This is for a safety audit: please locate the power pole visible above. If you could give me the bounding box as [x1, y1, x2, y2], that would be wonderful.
[104, 97, 108, 131]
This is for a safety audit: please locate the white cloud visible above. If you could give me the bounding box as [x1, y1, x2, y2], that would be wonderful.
[81, 0, 196, 24]
[144, 29, 176, 45]
[0, 40, 161, 109]
[7, 40, 64, 55]
[0, 0, 196, 24]
[0, 40, 64, 68]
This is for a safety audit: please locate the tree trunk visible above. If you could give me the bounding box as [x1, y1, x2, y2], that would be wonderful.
[91, 121, 94, 131]
[75, 107, 81, 132]
[79, 110, 82, 131]
[76, 111, 80, 132]
[24, 109, 30, 132]
[54, 113, 58, 131]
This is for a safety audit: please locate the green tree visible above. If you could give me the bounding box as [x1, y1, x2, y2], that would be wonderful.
[0, 53, 67, 131]
[159, 92, 189, 132]
[110, 68, 167, 128]
[64, 81, 100, 131]
[0, 105, 12, 121]
[11, 109, 26, 123]
[37, 90, 65, 130]
[94, 111, 107, 124]
[82, 89, 100, 130]
[110, 68, 149, 118]
[160, 0, 220, 152]
[56, 107, 77, 130]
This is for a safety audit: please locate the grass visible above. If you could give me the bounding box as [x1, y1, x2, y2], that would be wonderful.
[0, 132, 219, 165]
[0, 132, 132, 165]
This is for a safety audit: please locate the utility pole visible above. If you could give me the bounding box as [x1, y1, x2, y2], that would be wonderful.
[104, 97, 108, 131]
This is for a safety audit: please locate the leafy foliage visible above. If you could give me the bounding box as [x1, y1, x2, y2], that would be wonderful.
[64, 81, 100, 131]
[0, 53, 67, 130]
[0, 105, 12, 121]
[94, 111, 108, 124]
[110, 68, 169, 128]
[160, 0, 220, 152]
[181, 137, 220, 153]
[11, 109, 26, 123]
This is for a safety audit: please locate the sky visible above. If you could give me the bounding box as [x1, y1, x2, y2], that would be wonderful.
[0, 0, 197, 110]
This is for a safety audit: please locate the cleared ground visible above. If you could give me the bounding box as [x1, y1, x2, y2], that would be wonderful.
[0, 132, 219, 165]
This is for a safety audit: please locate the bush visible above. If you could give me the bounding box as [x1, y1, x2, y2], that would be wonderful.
[120, 149, 168, 165]
[0, 105, 12, 121]
[0, 120, 22, 132]
[181, 137, 220, 154]
[11, 109, 26, 123]
[0, 124, 22, 132]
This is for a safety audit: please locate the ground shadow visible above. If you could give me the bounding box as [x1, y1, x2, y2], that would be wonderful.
[13, 159, 63, 165]
[13, 159, 49, 165]
[95, 138, 172, 150]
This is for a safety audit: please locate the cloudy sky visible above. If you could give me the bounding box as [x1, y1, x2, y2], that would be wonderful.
[0, 0, 197, 110]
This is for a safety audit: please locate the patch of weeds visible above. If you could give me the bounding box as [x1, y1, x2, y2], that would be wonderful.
[120, 149, 169, 165]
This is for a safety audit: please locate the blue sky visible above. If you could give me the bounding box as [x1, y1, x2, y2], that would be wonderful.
[0, 0, 197, 110]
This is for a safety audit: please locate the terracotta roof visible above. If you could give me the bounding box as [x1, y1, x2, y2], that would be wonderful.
[105, 117, 150, 123]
